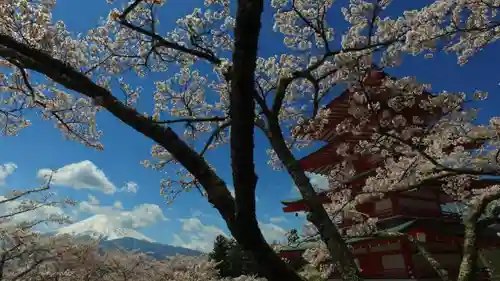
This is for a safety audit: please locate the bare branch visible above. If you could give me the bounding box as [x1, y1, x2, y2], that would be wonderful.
[117, 0, 222, 65]
[152, 116, 227, 125]
[0, 33, 237, 225]
[200, 120, 231, 156]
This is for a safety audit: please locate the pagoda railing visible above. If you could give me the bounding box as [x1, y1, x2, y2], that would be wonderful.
[399, 207, 462, 219]
[341, 208, 461, 228]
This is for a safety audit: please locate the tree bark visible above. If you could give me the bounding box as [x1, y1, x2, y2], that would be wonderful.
[406, 236, 450, 281]
[227, 1, 306, 281]
[457, 222, 479, 281]
[265, 119, 363, 281]
[457, 193, 500, 281]
[0, 21, 304, 281]
[229, 0, 261, 239]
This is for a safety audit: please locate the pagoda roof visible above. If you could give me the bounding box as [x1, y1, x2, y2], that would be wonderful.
[279, 218, 500, 253]
[293, 69, 439, 142]
[279, 220, 416, 253]
[281, 178, 500, 208]
[294, 69, 469, 177]
[298, 138, 381, 175]
[299, 137, 484, 175]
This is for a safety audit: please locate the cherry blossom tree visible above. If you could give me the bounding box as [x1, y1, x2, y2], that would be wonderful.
[1, 0, 500, 281]
[290, 73, 500, 281]
[0, 178, 80, 281]
[43, 246, 266, 281]
[0, 187, 264, 281]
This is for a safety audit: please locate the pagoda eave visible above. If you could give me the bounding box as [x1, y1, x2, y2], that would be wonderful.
[281, 178, 500, 213]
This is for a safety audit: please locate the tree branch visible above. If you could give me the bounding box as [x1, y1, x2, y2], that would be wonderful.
[263, 116, 363, 281]
[227, 1, 304, 281]
[0, 28, 300, 281]
[356, 230, 450, 281]
[230, 0, 260, 226]
[457, 190, 500, 281]
[200, 120, 231, 156]
[0, 33, 236, 227]
[152, 116, 227, 125]
[117, 0, 222, 65]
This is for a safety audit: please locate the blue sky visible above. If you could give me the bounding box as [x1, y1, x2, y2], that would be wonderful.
[1, 0, 500, 252]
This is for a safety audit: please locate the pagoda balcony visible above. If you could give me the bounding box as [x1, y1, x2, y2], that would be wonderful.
[281, 183, 500, 228]
[340, 205, 461, 229]
[338, 193, 463, 228]
[279, 218, 499, 281]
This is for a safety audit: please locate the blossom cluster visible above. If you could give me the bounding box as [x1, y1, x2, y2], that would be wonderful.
[2, 0, 500, 279]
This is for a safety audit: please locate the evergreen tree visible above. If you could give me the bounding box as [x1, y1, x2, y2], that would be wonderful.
[209, 235, 231, 277]
[227, 240, 261, 277]
[226, 240, 244, 276]
[286, 229, 300, 245]
[209, 236, 261, 278]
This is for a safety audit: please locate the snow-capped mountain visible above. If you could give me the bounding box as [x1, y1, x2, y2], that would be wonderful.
[56, 214, 154, 242]
[54, 215, 202, 259]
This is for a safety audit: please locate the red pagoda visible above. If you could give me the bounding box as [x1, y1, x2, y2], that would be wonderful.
[278, 70, 500, 280]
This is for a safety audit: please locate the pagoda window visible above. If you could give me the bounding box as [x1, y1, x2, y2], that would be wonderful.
[382, 254, 405, 269]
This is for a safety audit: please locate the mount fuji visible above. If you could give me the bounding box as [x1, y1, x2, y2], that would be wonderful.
[56, 214, 155, 242]
[54, 215, 202, 258]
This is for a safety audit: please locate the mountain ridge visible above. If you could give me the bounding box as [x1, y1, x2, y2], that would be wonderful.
[99, 237, 202, 258]
[52, 215, 202, 259]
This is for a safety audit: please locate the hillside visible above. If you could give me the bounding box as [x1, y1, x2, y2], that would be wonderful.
[100, 237, 201, 259]
[53, 215, 202, 258]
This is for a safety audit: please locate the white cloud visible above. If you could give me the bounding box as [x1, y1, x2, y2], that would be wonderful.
[121, 181, 138, 193]
[301, 221, 318, 237]
[308, 172, 330, 191]
[0, 195, 68, 231]
[37, 161, 116, 194]
[172, 217, 227, 252]
[259, 221, 287, 243]
[173, 218, 287, 252]
[291, 172, 330, 195]
[297, 212, 307, 218]
[191, 209, 203, 217]
[189, 209, 221, 221]
[113, 200, 123, 209]
[269, 216, 287, 223]
[70, 208, 80, 218]
[87, 194, 100, 205]
[0, 163, 17, 185]
[79, 200, 167, 229]
[227, 186, 235, 198]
